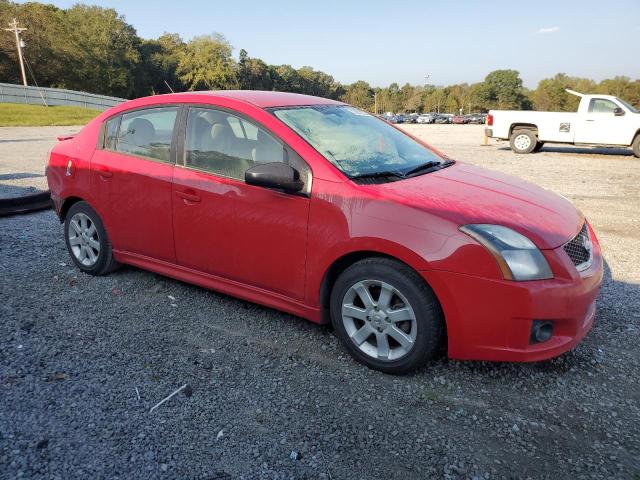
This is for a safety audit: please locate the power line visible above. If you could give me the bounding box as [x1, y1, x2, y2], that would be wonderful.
[3, 18, 27, 86]
[22, 54, 48, 106]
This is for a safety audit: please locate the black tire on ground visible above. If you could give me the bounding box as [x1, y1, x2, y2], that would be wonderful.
[329, 257, 444, 374]
[533, 141, 545, 153]
[632, 134, 640, 158]
[510, 129, 538, 154]
[64, 201, 119, 276]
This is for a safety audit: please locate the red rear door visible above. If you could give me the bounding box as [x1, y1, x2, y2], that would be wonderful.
[91, 106, 179, 263]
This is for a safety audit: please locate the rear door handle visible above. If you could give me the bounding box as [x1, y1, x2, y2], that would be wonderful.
[175, 190, 201, 203]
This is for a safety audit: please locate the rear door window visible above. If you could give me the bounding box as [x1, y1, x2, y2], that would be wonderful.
[115, 106, 179, 162]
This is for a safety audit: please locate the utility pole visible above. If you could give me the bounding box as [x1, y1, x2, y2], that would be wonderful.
[4, 18, 28, 86]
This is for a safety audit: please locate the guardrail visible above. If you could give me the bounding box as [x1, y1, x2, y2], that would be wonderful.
[0, 83, 125, 111]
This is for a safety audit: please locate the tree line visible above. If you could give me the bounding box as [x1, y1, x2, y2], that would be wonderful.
[1, 1, 639, 113]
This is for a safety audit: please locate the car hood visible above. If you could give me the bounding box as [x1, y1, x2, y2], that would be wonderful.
[366, 162, 582, 249]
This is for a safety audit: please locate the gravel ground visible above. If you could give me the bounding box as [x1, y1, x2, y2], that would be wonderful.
[1, 125, 639, 479]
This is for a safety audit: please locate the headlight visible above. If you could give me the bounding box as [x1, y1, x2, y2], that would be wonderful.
[460, 224, 553, 281]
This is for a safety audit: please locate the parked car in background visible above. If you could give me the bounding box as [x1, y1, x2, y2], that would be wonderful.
[434, 114, 450, 124]
[404, 113, 418, 124]
[417, 113, 436, 124]
[47, 90, 603, 374]
[452, 115, 468, 124]
[466, 113, 486, 124]
[486, 89, 640, 156]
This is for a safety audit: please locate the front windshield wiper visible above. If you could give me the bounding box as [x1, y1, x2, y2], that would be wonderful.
[404, 160, 453, 177]
[349, 170, 406, 180]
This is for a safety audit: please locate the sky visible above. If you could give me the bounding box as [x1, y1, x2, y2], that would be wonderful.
[14, 0, 640, 88]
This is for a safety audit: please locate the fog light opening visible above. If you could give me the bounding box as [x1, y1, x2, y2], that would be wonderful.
[530, 320, 553, 344]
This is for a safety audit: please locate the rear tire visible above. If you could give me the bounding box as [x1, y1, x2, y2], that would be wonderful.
[632, 134, 640, 158]
[64, 201, 119, 276]
[510, 129, 538, 154]
[330, 257, 444, 374]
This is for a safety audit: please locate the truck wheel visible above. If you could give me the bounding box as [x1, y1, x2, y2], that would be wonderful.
[510, 129, 537, 154]
[632, 135, 640, 158]
[533, 142, 544, 153]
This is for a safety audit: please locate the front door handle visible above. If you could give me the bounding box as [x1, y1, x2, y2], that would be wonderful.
[95, 166, 113, 178]
[175, 190, 201, 203]
[586, 119, 595, 122]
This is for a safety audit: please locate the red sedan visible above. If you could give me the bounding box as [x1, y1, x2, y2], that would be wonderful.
[46, 91, 603, 373]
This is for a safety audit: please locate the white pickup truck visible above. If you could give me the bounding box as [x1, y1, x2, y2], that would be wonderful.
[486, 90, 640, 157]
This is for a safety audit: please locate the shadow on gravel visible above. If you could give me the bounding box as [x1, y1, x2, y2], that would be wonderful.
[0, 172, 45, 181]
[497, 146, 634, 157]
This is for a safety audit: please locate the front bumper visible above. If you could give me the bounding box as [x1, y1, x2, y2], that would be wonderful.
[421, 244, 603, 362]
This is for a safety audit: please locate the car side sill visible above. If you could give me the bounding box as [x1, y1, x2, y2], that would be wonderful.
[113, 250, 322, 324]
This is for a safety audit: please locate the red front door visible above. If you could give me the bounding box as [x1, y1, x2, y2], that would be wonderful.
[171, 105, 309, 300]
[172, 167, 309, 300]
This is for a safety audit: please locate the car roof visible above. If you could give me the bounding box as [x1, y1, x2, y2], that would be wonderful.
[184, 90, 344, 108]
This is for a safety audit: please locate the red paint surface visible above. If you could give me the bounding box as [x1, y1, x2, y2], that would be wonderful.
[46, 91, 603, 362]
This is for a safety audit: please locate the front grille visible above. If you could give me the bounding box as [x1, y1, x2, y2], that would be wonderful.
[563, 223, 592, 271]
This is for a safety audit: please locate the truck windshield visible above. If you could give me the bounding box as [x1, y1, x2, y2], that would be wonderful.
[617, 98, 639, 114]
[270, 105, 446, 178]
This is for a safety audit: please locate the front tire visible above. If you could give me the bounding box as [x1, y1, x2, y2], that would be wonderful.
[330, 257, 444, 374]
[64, 201, 119, 276]
[632, 134, 640, 158]
[510, 129, 538, 154]
[533, 141, 544, 152]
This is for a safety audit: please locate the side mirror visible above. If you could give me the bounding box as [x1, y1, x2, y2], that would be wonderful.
[613, 107, 625, 116]
[245, 162, 303, 193]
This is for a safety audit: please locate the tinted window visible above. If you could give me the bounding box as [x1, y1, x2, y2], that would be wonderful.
[115, 107, 178, 162]
[589, 99, 618, 113]
[184, 107, 284, 180]
[104, 116, 120, 150]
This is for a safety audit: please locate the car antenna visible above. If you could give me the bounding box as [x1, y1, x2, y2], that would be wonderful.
[164, 80, 175, 93]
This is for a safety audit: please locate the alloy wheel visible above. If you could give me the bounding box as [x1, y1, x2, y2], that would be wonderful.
[341, 279, 417, 361]
[68, 212, 100, 267]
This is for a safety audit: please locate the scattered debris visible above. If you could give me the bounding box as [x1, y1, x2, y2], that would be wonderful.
[289, 450, 301, 462]
[168, 295, 176, 301]
[216, 429, 224, 441]
[145, 284, 162, 294]
[135, 387, 141, 401]
[47, 372, 68, 382]
[36, 438, 48, 450]
[149, 384, 190, 414]
[111, 288, 121, 295]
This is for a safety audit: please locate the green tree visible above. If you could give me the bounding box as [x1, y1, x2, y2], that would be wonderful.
[134, 32, 185, 96]
[237, 49, 274, 90]
[478, 69, 530, 110]
[64, 5, 140, 97]
[340, 80, 374, 111]
[176, 34, 237, 91]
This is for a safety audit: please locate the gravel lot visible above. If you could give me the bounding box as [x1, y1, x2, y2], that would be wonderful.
[1, 125, 639, 479]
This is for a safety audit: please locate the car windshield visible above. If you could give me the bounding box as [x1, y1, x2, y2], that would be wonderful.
[616, 97, 639, 114]
[270, 105, 446, 177]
